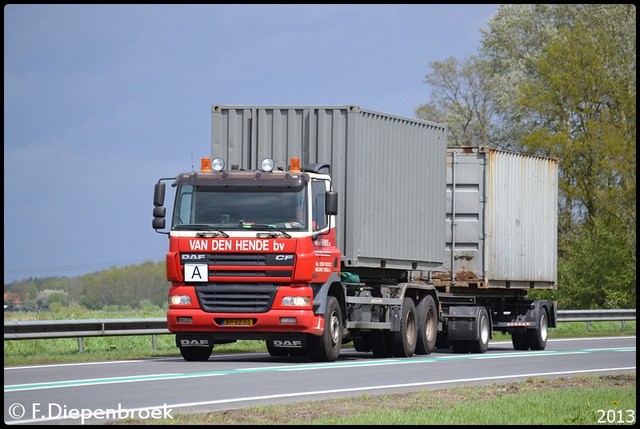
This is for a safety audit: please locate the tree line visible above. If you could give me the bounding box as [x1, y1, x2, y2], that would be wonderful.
[4, 261, 168, 311]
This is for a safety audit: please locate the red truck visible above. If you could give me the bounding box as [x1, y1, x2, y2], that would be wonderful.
[153, 105, 557, 362]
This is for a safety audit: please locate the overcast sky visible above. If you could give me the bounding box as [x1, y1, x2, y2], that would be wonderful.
[4, 4, 499, 283]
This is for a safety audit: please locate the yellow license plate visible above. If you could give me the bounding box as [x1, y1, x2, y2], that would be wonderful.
[223, 319, 254, 326]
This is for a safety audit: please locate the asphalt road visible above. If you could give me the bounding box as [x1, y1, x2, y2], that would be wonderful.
[4, 336, 636, 425]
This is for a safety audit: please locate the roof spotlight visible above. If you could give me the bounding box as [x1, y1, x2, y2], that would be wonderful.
[211, 157, 225, 172]
[260, 158, 275, 172]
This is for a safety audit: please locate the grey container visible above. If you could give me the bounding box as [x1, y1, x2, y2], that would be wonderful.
[211, 104, 448, 270]
[433, 146, 558, 289]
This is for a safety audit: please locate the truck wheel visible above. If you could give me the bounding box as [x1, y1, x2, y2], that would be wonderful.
[435, 331, 450, 349]
[469, 307, 490, 353]
[352, 335, 371, 352]
[179, 346, 213, 362]
[512, 332, 529, 350]
[368, 331, 392, 358]
[415, 295, 437, 355]
[390, 297, 417, 358]
[450, 340, 469, 353]
[528, 307, 549, 350]
[308, 296, 342, 362]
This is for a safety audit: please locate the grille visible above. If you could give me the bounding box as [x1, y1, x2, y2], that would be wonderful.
[196, 283, 277, 313]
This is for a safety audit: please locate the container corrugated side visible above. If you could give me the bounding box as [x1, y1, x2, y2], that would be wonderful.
[211, 105, 447, 270]
[436, 147, 557, 289]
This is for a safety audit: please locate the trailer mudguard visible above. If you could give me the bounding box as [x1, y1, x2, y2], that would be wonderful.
[447, 306, 482, 341]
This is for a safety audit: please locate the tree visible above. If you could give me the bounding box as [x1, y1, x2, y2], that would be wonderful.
[478, 4, 636, 307]
[416, 56, 497, 147]
[419, 4, 636, 308]
[516, 11, 636, 245]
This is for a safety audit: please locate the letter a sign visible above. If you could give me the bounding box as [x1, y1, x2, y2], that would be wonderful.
[184, 263, 208, 282]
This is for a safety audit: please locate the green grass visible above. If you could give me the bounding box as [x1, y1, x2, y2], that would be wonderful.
[117, 374, 636, 425]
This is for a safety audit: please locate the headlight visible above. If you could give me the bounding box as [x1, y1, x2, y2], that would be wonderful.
[169, 295, 191, 305]
[281, 296, 311, 307]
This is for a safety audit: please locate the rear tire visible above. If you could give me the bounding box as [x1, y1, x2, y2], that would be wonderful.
[390, 297, 417, 357]
[528, 307, 549, 350]
[415, 295, 438, 355]
[435, 331, 450, 349]
[511, 331, 529, 350]
[450, 340, 469, 354]
[469, 307, 490, 353]
[308, 296, 342, 362]
[368, 331, 393, 358]
[352, 335, 371, 352]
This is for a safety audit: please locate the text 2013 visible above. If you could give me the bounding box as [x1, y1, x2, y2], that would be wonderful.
[597, 409, 635, 424]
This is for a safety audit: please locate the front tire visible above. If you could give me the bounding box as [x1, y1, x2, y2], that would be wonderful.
[308, 296, 343, 362]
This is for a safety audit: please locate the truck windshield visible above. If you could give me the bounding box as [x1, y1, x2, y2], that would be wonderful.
[172, 185, 308, 231]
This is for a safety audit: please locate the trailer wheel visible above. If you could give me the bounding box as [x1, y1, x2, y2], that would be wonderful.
[511, 331, 529, 350]
[390, 297, 417, 358]
[179, 346, 213, 362]
[469, 307, 490, 353]
[528, 307, 549, 350]
[308, 296, 342, 362]
[450, 340, 469, 353]
[415, 295, 437, 355]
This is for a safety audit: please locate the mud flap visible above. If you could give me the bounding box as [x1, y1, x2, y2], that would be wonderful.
[266, 334, 309, 350]
[447, 306, 480, 341]
[175, 333, 217, 348]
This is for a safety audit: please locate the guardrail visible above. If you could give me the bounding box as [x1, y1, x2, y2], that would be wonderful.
[3, 318, 169, 352]
[3, 310, 635, 352]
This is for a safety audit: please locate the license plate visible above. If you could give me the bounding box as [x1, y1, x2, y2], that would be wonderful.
[223, 319, 254, 326]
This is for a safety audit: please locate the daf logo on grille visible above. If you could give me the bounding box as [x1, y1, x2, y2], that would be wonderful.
[181, 254, 207, 260]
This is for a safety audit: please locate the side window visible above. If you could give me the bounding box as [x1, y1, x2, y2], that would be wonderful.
[311, 180, 328, 230]
[173, 185, 193, 227]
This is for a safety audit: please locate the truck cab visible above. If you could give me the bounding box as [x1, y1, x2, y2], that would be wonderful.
[153, 157, 344, 362]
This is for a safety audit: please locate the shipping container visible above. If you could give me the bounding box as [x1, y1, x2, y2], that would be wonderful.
[432, 146, 558, 289]
[211, 104, 448, 271]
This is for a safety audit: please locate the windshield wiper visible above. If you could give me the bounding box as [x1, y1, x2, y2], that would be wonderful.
[256, 230, 291, 238]
[196, 230, 229, 238]
[175, 224, 229, 237]
[175, 224, 216, 230]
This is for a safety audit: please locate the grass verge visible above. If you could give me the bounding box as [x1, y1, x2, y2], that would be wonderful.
[115, 374, 636, 425]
